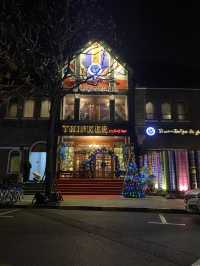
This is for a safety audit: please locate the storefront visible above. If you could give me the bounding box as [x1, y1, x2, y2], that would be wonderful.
[57, 41, 132, 181]
[57, 124, 130, 179]
[139, 126, 200, 192]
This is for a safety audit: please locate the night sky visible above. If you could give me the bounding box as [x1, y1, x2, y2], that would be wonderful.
[3, 0, 200, 88]
[105, 1, 200, 87]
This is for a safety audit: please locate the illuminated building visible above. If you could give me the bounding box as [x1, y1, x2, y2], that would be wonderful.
[0, 41, 200, 193]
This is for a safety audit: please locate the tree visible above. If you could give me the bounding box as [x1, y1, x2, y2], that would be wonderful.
[0, 0, 119, 194]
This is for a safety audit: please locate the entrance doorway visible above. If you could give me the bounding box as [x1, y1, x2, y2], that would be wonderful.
[95, 153, 113, 178]
[58, 136, 126, 179]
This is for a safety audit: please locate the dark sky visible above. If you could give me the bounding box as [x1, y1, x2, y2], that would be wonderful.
[105, 1, 200, 87]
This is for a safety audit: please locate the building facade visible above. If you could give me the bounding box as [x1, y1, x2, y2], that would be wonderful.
[135, 87, 200, 192]
[0, 41, 200, 193]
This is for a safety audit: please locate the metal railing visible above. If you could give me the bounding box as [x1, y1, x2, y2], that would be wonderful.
[0, 184, 24, 206]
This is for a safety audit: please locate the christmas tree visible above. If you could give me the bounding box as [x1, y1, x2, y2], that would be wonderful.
[122, 159, 145, 198]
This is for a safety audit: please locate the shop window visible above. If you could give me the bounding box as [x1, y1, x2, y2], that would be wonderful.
[7, 98, 19, 118]
[80, 96, 110, 121]
[23, 99, 35, 118]
[161, 102, 172, 120]
[115, 96, 128, 121]
[40, 100, 51, 118]
[145, 102, 154, 120]
[177, 102, 186, 120]
[8, 150, 21, 174]
[29, 141, 46, 181]
[63, 95, 75, 120]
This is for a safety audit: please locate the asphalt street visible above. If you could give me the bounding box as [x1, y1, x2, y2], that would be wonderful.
[0, 208, 200, 266]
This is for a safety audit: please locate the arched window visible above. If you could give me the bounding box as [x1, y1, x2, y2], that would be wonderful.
[145, 102, 154, 120]
[40, 100, 51, 118]
[23, 99, 35, 118]
[7, 150, 21, 174]
[177, 103, 186, 120]
[161, 102, 172, 120]
[7, 98, 19, 118]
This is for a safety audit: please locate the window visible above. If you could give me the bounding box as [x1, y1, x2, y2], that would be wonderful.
[145, 102, 154, 120]
[23, 99, 35, 118]
[8, 150, 21, 173]
[161, 102, 172, 120]
[40, 100, 51, 118]
[7, 98, 18, 118]
[80, 96, 110, 121]
[63, 95, 75, 120]
[115, 96, 128, 121]
[177, 103, 186, 120]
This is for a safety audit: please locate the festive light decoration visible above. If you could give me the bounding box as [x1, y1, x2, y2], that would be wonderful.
[122, 159, 145, 198]
[175, 150, 190, 191]
[142, 149, 192, 192]
[168, 151, 176, 191]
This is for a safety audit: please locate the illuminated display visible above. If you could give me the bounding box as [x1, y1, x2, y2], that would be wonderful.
[146, 127, 156, 136]
[62, 125, 128, 135]
[146, 127, 200, 136]
[158, 128, 200, 136]
[143, 150, 191, 192]
[63, 41, 128, 91]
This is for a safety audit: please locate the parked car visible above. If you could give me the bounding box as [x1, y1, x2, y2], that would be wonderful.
[184, 189, 200, 213]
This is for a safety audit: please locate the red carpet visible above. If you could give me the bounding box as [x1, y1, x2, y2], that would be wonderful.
[56, 178, 124, 195]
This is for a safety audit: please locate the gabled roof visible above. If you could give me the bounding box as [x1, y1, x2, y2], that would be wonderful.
[73, 39, 133, 76]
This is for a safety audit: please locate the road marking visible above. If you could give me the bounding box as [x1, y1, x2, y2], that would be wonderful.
[159, 214, 167, 224]
[0, 209, 19, 217]
[148, 213, 186, 226]
[192, 258, 200, 266]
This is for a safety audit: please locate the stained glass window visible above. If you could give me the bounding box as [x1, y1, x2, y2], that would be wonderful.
[63, 42, 128, 92]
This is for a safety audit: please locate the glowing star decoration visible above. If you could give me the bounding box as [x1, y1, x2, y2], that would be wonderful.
[146, 127, 156, 136]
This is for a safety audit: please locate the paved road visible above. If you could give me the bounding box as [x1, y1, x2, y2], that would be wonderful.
[0, 208, 200, 266]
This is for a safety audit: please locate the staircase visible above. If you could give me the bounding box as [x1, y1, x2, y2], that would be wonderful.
[56, 178, 124, 195]
[23, 182, 45, 195]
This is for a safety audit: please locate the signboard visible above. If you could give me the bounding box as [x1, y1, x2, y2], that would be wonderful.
[61, 124, 128, 136]
[145, 127, 200, 136]
[158, 128, 200, 136]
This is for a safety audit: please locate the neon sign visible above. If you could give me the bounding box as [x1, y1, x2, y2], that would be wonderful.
[146, 127, 156, 136]
[158, 128, 200, 136]
[62, 125, 128, 135]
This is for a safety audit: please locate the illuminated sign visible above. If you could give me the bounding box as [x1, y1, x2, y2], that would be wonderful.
[158, 128, 200, 136]
[146, 127, 156, 136]
[62, 125, 128, 135]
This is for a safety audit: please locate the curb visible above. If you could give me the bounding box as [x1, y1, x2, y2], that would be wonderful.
[12, 203, 188, 214]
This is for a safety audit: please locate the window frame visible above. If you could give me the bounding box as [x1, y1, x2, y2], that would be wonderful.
[79, 95, 111, 122]
[7, 149, 21, 174]
[6, 97, 20, 119]
[145, 101, 155, 120]
[114, 95, 128, 121]
[176, 102, 187, 121]
[40, 99, 51, 119]
[23, 99, 35, 118]
[161, 102, 172, 120]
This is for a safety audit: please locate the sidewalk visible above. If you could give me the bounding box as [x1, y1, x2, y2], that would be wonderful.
[14, 194, 186, 213]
